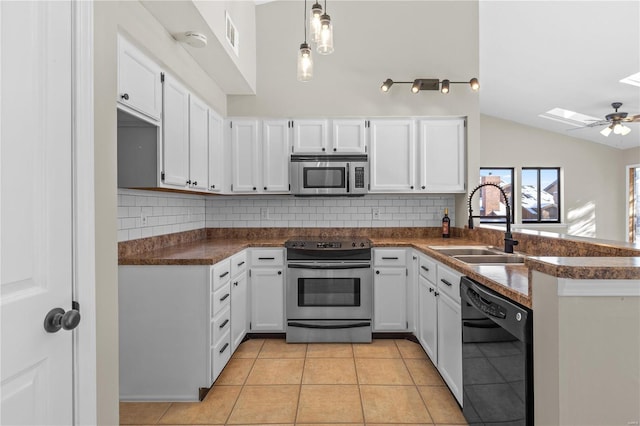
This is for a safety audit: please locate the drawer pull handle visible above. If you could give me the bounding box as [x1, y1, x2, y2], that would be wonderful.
[219, 343, 229, 354]
[258, 257, 275, 260]
[421, 265, 430, 272]
[219, 293, 230, 302]
[219, 271, 229, 278]
[237, 261, 245, 266]
[382, 256, 399, 260]
[441, 278, 453, 287]
[219, 319, 229, 329]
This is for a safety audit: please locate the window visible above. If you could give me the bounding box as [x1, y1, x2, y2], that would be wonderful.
[628, 165, 640, 243]
[522, 167, 560, 222]
[478, 168, 514, 223]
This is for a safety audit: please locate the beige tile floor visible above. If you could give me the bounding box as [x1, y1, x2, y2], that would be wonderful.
[120, 338, 467, 426]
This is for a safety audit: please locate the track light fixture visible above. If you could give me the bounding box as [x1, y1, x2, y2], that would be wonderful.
[380, 77, 480, 94]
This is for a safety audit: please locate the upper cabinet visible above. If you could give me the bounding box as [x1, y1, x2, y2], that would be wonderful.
[162, 74, 190, 188]
[188, 94, 209, 191]
[208, 109, 225, 193]
[230, 119, 260, 193]
[418, 119, 466, 193]
[332, 119, 367, 153]
[262, 120, 290, 193]
[292, 119, 328, 153]
[369, 119, 416, 192]
[117, 35, 162, 121]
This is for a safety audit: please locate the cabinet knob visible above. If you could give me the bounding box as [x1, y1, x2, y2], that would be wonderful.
[333, 148, 337, 152]
[277, 271, 282, 275]
[429, 287, 434, 293]
[434, 291, 440, 296]
[193, 181, 197, 186]
[264, 186, 267, 190]
[211, 184, 215, 189]
[376, 270, 380, 275]
[422, 186, 426, 189]
[253, 187, 257, 191]
[121, 93, 129, 100]
[233, 281, 238, 286]
[322, 147, 326, 151]
[186, 179, 191, 185]
[410, 186, 414, 190]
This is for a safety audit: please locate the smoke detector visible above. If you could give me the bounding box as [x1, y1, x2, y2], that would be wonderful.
[174, 31, 208, 48]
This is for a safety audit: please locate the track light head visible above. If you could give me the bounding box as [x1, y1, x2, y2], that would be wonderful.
[381, 79, 394, 92]
[441, 79, 450, 94]
[469, 78, 480, 91]
[411, 79, 422, 94]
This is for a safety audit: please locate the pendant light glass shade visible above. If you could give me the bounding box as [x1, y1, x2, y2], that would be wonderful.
[310, 2, 323, 43]
[317, 14, 334, 55]
[297, 42, 313, 82]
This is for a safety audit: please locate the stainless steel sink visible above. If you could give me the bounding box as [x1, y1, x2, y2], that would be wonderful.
[452, 254, 525, 265]
[430, 246, 502, 256]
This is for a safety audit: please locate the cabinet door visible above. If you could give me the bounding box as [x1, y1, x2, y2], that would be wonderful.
[117, 35, 162, 120]
[231, 271, 248, 352]
[250, 268, 284, 331]
[189, 94, 209, 191]
[262, 120, 290, 192]
[332, 119, 366, 153]
[418, 119, 466, 192]
[208, 109, 225, 192]
[162, 75, 190, 187]
[373, 267, 407, 331]
[230, 119, 259, 193]
[369, 119, 415, 192]
[292, 119, 328, 153]
[418, 275, 438, 362]
[437, 292, 462, 405]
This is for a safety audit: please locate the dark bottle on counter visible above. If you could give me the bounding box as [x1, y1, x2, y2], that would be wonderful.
[442, 208, 450, 238]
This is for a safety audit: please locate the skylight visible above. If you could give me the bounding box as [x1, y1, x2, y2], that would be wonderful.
[620, 72, 640, 88]
[538, 108, 601, 127]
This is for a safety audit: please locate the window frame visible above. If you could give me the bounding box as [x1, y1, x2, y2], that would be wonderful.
[521, 166, 561, 223]
[478, 167, 515, 224]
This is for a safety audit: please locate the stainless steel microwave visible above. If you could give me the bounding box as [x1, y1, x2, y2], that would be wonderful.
[290, 154, 368, 196]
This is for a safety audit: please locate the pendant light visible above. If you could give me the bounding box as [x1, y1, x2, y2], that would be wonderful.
[297, 0, 313, 82]
[310, 1, 323, 43]
[317, 0, 334, 55]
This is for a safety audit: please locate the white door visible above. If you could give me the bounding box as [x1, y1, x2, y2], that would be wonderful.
[230, 119, 259, 193]
[332, 119, 366, 153]
[188, 94, 209, 191]
[369, 119, 416, 192]
[437, 292, 462, 404]
[162, 74, 190, 188]
[373, 267, 407, 331]
[1, 1, 76, 424]
[250, 268, 284, 331]
[292, 119, 328, 153]
[231, 271, 248, 352]
[418, 276, 438, 361]
[208, 110, 225, 192]
[418, 118, 466, 192]
[262, 120, 290, 193]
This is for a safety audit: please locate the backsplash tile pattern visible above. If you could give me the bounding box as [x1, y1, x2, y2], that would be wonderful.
[205, 194, 455, 229]
[117, 189, 455, 242]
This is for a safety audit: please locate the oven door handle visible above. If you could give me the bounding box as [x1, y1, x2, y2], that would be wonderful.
[287, 321, 371, 329]
[287, 263, 371, 270]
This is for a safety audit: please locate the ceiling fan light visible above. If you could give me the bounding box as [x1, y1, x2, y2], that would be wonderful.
[613, 122, 624, 134]
[620, 124, 632, 136]
[600, 126, 613, 137]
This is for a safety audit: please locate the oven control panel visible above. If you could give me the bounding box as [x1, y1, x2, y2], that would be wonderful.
[285, 239, 372, 250]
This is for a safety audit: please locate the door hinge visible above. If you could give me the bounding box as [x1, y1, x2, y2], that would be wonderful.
[231, 184, 234, 191]
[160, 72, 164, 83]
[368, 183, 370, 190]
[249, 269, 251, 277]
[406, 321, 408, 329]
[72, 300, 80, 312]
[288, 183, 291, 191]
[250, 321, 252, 330]
[291, 146, 294, 153]
[230, 121, 233, 128]
[161, 171, 165, 181]
[406, 268, 408, 276]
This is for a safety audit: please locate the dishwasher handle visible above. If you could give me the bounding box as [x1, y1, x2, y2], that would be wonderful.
[287, 263, 371, 270]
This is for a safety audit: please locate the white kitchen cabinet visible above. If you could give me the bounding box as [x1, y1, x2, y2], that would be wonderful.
[332, 119, 367, 153]
[249, 248, 285, 332]
[162, 74, 190, 188]
[208, 109, 225, 192]
[418, 274, 438, 361]
[292, 119, 328, 153]
[262, 120, 290, 192]
[230, 271, 248, 352]
[117, 34, 162, 121]
[188, 94, 209, 191]
[230, 119, 260, 193]
[418, 118, 466, 193]
[437, 289, 462, 402]
[374, 267, 408, 331]
[369, 119, 416, 192]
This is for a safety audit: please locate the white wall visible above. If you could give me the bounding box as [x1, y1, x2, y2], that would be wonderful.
[480, 114, 628, 241]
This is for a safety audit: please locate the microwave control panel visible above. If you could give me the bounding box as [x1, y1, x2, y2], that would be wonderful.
[354, 167, 365, 188]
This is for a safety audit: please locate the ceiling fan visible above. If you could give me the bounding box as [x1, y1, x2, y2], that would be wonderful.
[586, 102, 640, 137]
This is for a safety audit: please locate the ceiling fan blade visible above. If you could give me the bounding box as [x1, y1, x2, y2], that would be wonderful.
[583, 120, 609, 128]
[622, 114, 640, 123]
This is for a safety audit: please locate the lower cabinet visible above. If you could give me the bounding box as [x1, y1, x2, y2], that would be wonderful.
[415, 252, 463, 405]
[373, 248, 408, 331]
[249, 248, 285, 332]
[230, 270, 248, 352]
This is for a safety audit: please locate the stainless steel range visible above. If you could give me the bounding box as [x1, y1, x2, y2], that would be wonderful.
[285, 238, 373, 343]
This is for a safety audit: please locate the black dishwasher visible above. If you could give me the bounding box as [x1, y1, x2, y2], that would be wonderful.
[460, 276, 533, 426]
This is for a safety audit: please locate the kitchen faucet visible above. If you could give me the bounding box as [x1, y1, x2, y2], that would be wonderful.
[467, 183, 519, 253]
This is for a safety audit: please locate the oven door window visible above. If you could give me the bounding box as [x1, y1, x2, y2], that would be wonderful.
[298, 278, 360, 307]
[303, 167, 345, 189]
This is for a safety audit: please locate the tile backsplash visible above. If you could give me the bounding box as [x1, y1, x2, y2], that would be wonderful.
[117, 189, 455, 242]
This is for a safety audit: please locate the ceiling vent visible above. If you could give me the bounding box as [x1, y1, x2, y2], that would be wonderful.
[226, 11, 239, 56]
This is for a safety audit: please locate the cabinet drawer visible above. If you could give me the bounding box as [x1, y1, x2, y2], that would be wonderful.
[250, 249, 284, 266]
[437, 264, 462, 301]
[211, 330, 231, 383]
[211, 259, 231, 290]
[374, 249, 406, 266]
[211, 281, 231, 316]
[211, 305, 231, 347]
[231, 250, 247, 277]
[418, 255, 436, 282]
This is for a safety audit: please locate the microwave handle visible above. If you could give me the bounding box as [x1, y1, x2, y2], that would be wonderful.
[346, 163, 350, 193]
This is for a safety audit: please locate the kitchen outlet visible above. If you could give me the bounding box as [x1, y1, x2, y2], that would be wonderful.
[372, 208, 380, 220]
[140, 212, 148, 226]
[261, 207, 269, 220]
